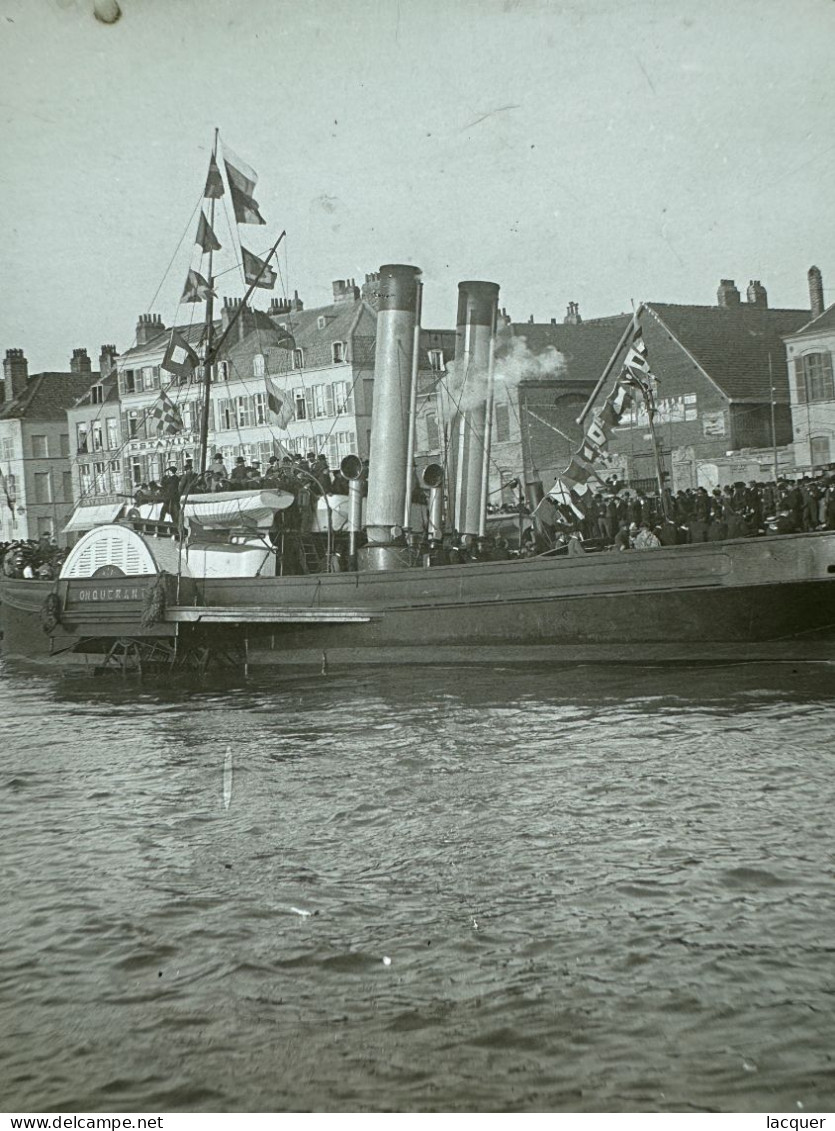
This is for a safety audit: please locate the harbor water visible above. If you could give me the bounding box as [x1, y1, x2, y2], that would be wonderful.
[1, 658, 834, 1114]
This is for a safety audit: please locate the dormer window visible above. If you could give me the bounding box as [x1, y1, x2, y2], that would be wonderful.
[214, 361, 230, 382]
[317, 315, 327, 330]
[253, 353, 265, 377]
[332, 341, 346, 364]
[428, 349, 445, 372]
[293, 348, 305, 370]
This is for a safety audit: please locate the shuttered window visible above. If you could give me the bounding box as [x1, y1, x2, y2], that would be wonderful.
[796, 352, 835, 403]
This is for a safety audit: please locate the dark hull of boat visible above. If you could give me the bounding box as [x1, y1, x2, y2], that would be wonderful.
[2, 532, 835, 668]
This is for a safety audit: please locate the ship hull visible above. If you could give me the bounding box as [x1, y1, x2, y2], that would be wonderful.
[2, 532, 835, 668]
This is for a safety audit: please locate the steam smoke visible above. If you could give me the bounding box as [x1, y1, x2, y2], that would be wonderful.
[443, 331, 566, 414]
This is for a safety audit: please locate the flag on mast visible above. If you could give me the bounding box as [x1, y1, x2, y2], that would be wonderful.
[204, 155, 224, 199]
[265, 377, 294, 428]
[181, 268, 216, 304]
[196, 212, 221, 253]
[149, 389, 185, 436]
[161, 330, 199, 380]
[242, 245, 276, 289]
[224, 153, 266, 225]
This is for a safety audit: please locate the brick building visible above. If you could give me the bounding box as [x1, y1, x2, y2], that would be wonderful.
[580, 279, 811, 492]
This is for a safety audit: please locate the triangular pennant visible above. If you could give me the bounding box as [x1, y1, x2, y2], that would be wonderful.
[196, 212, 221, 254]
[204, 155, 224, 199]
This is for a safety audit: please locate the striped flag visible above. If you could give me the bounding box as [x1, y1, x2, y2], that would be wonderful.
[149, 390, 184, 436]
[621, 310, 652, 388]
[225, 153, 266, 225]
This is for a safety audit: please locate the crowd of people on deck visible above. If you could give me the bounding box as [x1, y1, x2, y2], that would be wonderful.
[535, 473, 835, 552]
[5, 468, 835, 581]
[0, 536, 68, 580]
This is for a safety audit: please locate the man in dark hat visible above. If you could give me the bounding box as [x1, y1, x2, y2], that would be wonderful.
[159, 463, 181, 524]
[231, 456, 249, 484]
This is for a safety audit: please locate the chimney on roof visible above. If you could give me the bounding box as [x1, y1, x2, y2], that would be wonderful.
[99, 344, 118, 379]
[717, 279, 741, 308]
[746, 280, 768, 308]
[564, 301, 582, 325]
[70, 348, 92, 375]
[289, 289, 304, 313]
[332, 278, 360, 304]
[135, 313, 166, 347]
[2, 348, 28, 404]
[361, 272, 381, 309]
[268, 296, 292, 317]
[221, 296, 256, 342]
[808, 265, 824, 320]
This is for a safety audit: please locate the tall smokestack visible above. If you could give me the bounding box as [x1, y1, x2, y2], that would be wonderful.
[808, 266, 824, 320]
[449, 281, 500, 539]
[361, 264, 422, 565]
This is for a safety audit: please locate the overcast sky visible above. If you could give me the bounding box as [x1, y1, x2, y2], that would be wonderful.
[1, 0, 834, 372]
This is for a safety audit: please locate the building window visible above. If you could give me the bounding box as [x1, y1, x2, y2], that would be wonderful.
[31, 434, 48, 458]
[60, 434, 69, 457]
[130, 459, 143, 486]
[313, 384, 335, 419]
[811, 436, 831, 467]
[332, 341, 345, 364]
[317, 316, 326, 330]
[214, 361, 230, 382]
[127, 411, 139, 439]
[34, 471, 51, 504]
[106, 419, 118, 450]
[62, 471, 73, 502]
[254, 392, 268, 425]
[92, 422, 103, 451]
[218, 399, 234, 431]
[293, 348, 305, 370]
[294, 389, 307, 420]
[796, 353, 835, 403]
[236, 396, 252, 428]
[121, 369, 136, 394]
[494, 403, 510, 443]
[91, 385, 104, 404]
[79, 463, 92, 496]
[110, 460, 123, 493]
[76, 423, 89, 453]
[428, 349, 445, 372]
[253, 354, 265, 377]
[334, 380, 354, 414]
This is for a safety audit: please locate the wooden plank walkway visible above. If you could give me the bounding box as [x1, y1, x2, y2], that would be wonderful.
[166, 606, 379, 624]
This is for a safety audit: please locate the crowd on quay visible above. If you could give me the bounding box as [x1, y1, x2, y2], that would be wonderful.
[0, 536, 68, 579]
[536, 473, 835, 552]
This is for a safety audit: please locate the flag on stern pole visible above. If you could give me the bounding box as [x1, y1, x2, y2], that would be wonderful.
[196, 212, 221, 253]
[161, 330, 199, 381]
[242, 245, 277, 289]
[265, 377, 294, 428]
[149, 389, 184, 436]
[181, 268, 216, 304]
[204, 155, 224, 199]
[224, 153, 266, 225]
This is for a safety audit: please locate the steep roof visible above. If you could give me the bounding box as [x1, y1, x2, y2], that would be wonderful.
[71, 369, 120, 408]
[782, 302, 835, 339]
[645, 302, 810, 400]
[506, 315, 633, 386]
[0, 371, 101, 422]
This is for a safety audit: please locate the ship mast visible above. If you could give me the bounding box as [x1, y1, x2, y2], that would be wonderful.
[197, 128, 219, 479]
